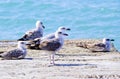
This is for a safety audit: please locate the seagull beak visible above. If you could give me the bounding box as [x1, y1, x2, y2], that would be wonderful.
[42, 25, 45, 29]
[110, 39, 114, 41]
[63, 33, 68, 36]
[66, 28, 71, 31]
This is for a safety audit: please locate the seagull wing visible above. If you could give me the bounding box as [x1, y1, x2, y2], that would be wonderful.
[39, 38, 61, 51]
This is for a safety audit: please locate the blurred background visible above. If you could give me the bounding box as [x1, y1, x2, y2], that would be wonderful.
[0, 0, 120, 50]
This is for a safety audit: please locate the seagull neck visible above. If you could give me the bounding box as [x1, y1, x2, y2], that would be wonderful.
[55, 33, 64, 44]
[35, 27, 41, 31]
[104, 41, 111, 51]
[103, 41, 110, 45]
[55, 33, 61, 39]
[35, 25, 43, 31]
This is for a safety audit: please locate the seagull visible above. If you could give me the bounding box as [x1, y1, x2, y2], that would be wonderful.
[77, 38, 114, 52]
[0, 41, 27, 60]
[26, 26, 70, 49]
[18, 20, 45, 41]
[39, 31, 68, 65]
[41, 26, 70, 40]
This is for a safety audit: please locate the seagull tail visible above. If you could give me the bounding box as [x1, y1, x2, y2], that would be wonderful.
[17, 38, 25, 41]
[17, 34, 28, 41]
[0, 55, 2, 57]
[0, 54, 3, 57]
[0, 51, 4, 54]
[0, 51, 4, 57]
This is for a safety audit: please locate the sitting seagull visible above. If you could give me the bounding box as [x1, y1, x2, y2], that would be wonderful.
[77, 38, 114, 52]
[39, 31, 68, 65]
[0, 41, 27, 60]
[18, 20, 45, 41]
[26, 26, 70, 49]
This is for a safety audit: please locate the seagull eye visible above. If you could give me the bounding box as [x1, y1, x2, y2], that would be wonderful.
[62, 27, 65, 29]
[58, 32, 62, 34]
[40, 22, 43, 24]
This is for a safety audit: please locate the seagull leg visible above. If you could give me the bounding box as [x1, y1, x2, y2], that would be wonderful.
[52, 53, 55, 65]
[49, 54, 52, 64]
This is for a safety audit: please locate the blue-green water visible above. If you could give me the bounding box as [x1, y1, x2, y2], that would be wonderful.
[0, 0, 120, 50]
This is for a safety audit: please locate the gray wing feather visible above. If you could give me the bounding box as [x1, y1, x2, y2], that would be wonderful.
[18, 30, 43, 41]
[42, 33, 55, 40]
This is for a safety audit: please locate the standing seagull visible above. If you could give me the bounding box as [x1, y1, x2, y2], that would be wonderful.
[26, 26, 70, 49]
[18, 20, 45, 41]
[39, 31, 68, 65]
[41, 26, 70, 40]
[0, 41, 27, 60]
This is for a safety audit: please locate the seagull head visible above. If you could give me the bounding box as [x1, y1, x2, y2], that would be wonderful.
[57, 26, 71, 33]
[18, 41, 27, 50]
[102, 38, 115, 52]
[102, 38, 114, 44]
[36, 20, 45, 29]
[103, 38, 109, 44]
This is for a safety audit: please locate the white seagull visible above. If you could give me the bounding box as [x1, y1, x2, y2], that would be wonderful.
[39, 31, 68, 65]
[0, 41, 27, 60]
[18, 20, 45, 41]
[41, 26, 70, 40]
[26, 26, 70, 49]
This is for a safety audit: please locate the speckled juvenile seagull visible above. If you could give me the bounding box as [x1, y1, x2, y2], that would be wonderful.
[89, 38, 114, 52]
[0, 41, 27, 60]
[18, 20, 45, 41]
[26, 26, 70, 49]
[39, 31, 68, 65]
[77, 38, 114, 52]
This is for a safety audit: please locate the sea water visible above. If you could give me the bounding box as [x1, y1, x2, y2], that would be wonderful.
[0, 0, 120, 50]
